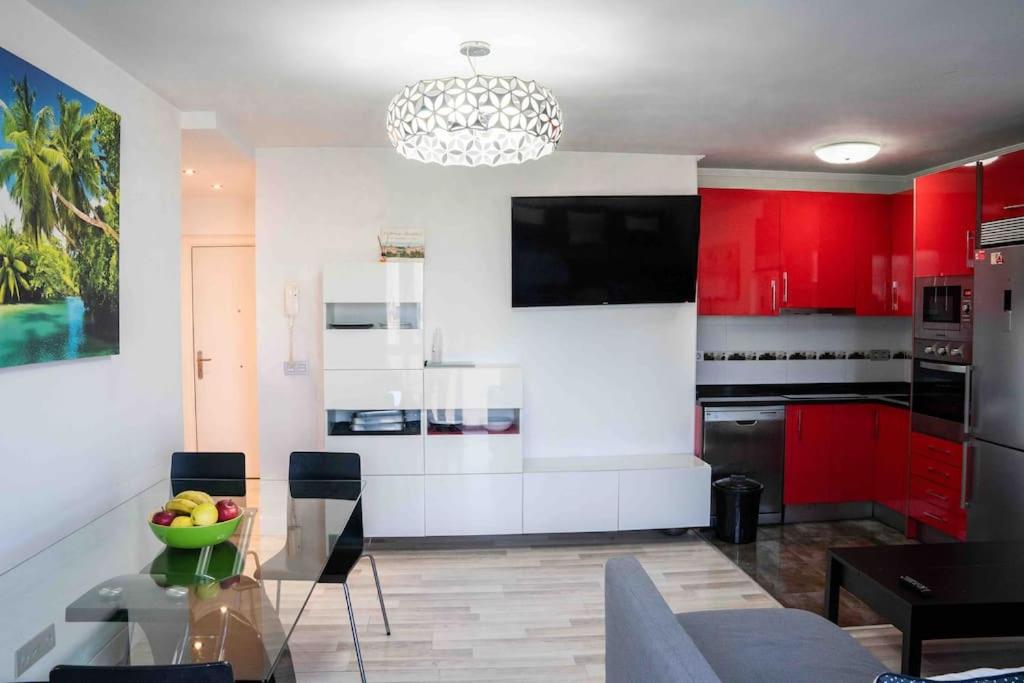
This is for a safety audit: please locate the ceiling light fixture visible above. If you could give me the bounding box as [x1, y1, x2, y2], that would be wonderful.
[965, 156, 1000, 167]
[182, 168, 197, 175]
[814, 142, 881, 165]
[386, 41, 563, 167]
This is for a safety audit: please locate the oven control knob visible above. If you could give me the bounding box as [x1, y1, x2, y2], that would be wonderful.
[962, 303, 971, 314]
[936, 346, 948, 356]
[950, 346, 963, 357]
[923, 346, 934, 354]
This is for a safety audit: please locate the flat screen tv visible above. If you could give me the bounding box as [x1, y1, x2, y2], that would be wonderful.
[511, 195, 701, 308]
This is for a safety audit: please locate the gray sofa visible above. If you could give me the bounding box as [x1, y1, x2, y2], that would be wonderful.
[605, 555, 889, 682]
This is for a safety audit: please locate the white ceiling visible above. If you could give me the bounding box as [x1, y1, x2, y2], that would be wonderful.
[29, 0, 1024, 174]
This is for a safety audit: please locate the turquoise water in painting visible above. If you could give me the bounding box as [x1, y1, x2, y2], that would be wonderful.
[0, 297, 118, 369]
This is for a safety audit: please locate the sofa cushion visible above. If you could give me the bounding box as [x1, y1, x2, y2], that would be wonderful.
[676, 607, 887, 683]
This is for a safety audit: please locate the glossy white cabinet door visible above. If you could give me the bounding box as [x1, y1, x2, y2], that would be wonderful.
[618, 467, 711, 531]
[324, 329, 424, 370]
[523, 471, 618, 533]
[424, 474, 523, 535]
[325, 435, 423, 475]
[424, 366, 522, 409]
[362, 475, 425, 537]
[424, 434, 522, 474]
[323, 262, 423, 304]
[323, 369, 423, 410]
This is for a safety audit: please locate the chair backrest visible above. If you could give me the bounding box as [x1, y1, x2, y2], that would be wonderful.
[171, 452, 245, 479]
[289, 451, 360, 480]
[50, 662, 234, 683]
[289, 451, 365, 572]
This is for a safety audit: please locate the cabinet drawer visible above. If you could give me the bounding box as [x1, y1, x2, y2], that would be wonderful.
[324, 369, 423, 410]
[325, 434, 423, 475]
[909, 495, 965, 540]
[425, 434, 522, 474]
[911, 432, 962, 466]
[909, 476, 959, 514]
[910, 451, 961, 489]
[324, 329, 424, 370]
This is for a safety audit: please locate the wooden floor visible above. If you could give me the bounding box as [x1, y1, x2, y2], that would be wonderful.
[288, 531, 1023, 682]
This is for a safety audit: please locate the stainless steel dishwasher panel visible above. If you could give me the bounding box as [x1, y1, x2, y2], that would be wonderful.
[703, 406, 786, 521]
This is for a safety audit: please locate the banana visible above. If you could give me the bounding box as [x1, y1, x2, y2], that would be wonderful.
[165, 498, 197, 514]
[174, 490, 213, 506]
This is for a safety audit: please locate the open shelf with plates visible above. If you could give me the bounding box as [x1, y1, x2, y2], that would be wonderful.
[328, 409, 422, 436]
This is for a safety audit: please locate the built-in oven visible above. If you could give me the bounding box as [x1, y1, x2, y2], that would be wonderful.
[914, 275, 973, 342]
[911, 338, 973, 442]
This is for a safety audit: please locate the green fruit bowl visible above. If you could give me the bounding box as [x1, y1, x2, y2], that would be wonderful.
[148, 515, 242, 549]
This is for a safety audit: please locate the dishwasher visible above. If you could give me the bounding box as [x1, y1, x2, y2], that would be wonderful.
[703, 406, 785, 524]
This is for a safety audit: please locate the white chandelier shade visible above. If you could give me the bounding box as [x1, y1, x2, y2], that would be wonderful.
[386, 74, 563, 167]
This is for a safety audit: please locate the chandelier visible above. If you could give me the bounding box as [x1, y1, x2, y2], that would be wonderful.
[386, 41, 563, 167]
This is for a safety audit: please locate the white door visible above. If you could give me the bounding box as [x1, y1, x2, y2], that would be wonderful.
[191, 246, 259, 475]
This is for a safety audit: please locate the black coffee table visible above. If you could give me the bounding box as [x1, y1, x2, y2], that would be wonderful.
[826, 542, 1024, 676]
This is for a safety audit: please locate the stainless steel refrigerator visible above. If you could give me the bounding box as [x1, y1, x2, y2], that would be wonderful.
[969, 242, 1024, 540]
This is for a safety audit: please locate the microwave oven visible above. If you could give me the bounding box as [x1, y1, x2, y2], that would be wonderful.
[914, 276, 973, 342]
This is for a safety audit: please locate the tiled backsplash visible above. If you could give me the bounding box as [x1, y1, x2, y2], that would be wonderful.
[697, 316, 912, 385]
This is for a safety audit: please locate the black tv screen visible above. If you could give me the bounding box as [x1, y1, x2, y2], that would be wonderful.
[511, 195, 701, 308]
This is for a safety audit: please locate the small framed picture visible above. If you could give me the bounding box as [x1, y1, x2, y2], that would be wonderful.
[379, 229, 425, 261]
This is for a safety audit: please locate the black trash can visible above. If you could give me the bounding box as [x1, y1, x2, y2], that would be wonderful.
[713, 475, 764, 544]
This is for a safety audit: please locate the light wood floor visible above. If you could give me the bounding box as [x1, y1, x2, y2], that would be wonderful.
[288, 532, 1022, 682]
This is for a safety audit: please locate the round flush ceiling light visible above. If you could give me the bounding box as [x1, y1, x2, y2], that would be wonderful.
[386, 41, 563, 167]
[813, 142, 881, 165]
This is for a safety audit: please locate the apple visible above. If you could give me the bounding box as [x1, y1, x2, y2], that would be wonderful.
[191, 502, 218, 527]
[216, 499, 241, 522]
[151, 510, 176, 526]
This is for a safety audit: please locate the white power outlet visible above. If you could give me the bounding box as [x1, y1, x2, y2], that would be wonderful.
[284, 360, 308, 376]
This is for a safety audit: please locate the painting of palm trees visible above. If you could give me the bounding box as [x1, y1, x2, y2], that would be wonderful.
[0, 46, 120, 369]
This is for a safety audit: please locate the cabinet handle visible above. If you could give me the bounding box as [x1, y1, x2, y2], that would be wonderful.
[770, 279, 777, 312]
[922, 511, 947, 523]
[926, 465, 949, 479]
[782, 271, 789, 304]
[1004, 203, 1024, 210]
[892, 281, 898, 312]
[926, 444, 952, 456]
[874, 410, 880, 439]
[925, 489, 949, 503]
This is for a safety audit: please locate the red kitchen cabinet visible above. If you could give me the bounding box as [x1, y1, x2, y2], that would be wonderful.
[784, 404, 833, 504]
[831, 404, 877, 502]
[889, 190, 914, 317]
[697, 188, 781, 315]
[853, 194, 894, 316]
[873, 405, 910, 514]
[780, 192, 856, 310]
[981, 149, 1024, 225]
[915, 166, 978, 277]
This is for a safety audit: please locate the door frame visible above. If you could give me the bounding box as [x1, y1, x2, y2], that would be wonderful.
[180, 234, 256, 455]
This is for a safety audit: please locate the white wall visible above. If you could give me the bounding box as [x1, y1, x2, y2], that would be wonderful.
[255, 149, 699, 478]
[181, 191, 254, 236]
[0, 2, 182, 572]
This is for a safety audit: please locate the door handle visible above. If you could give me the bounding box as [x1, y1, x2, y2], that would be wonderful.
[891, 281, 898, 312]
[196, 350, 214, 380]
[797, 408, 802, 440]
[873, 409, 880, 439]
[782, 271, 789, 304]
[770, 279, 777, 312]
[922, 511, 948, 523]
[1004, 203, 1024, 210]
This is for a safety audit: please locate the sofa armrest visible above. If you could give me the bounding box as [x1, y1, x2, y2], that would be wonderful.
[605, 555, 721, 683]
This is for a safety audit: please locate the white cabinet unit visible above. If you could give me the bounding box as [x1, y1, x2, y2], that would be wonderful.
[618, 466, 711, 531]
[523, 471, 619, 533]
[325, 435, 424, 475]
[362, 475, 425, 537]
[425, 474, 524, 536]
[324, 369, 423, 410]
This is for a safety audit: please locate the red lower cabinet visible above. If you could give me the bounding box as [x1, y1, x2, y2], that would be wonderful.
[873, 406, 910, 514]
[908, 432, 966, 540]
[831, 404, 876, 502]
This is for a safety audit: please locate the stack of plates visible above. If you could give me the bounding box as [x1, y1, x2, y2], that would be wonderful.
[351, 410, 406, 432]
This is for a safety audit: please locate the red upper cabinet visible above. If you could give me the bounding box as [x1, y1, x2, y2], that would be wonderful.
[852, 194, 894, 316]
[981, 150, 1024, 225]
[889, 190, 914, 317]
[915, 166, 978, 278]
[780, 192, 856, 310]
[697, 188, 781, 316]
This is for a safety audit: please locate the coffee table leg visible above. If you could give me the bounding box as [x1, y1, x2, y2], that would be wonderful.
[824, 556, 841, 623]
[901, 627, 922, 676]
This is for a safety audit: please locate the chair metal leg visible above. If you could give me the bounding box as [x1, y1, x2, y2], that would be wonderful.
[343, 582, 367, 683]
[365, 553, 391, 636]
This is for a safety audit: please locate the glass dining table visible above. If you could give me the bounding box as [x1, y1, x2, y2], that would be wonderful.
[0, 478, 363, 682]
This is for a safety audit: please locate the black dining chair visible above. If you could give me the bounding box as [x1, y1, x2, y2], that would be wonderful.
[289, 451, 390, 683]
[170, 451, 246, 496]
[50, 662, 233, 682]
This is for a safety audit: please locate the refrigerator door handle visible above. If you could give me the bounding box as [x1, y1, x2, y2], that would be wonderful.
[962, 441, 973, 509]
[964, 365, 974, 434]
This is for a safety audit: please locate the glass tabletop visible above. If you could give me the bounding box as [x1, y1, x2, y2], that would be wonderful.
[0, 478, 363, 682]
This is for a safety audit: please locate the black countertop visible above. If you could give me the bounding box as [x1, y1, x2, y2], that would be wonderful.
[697, 382, 910, 409]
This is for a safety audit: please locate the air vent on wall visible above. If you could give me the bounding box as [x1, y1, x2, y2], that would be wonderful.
[980, 216, 1024, 248]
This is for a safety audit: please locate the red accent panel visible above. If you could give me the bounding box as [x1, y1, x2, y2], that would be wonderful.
[981, 149, 1024, 224]
[914, 166, 977, 278]
[697, 188, 781, 315]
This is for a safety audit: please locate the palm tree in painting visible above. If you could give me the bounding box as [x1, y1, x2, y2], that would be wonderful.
[0, 226, 30, 303]
[0, 77, 60, 244]
[51, 93, 102, 246]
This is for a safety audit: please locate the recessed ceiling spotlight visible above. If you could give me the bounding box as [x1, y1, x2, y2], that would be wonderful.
[965, 156, 1000, 167]
[814, 142, 881, 165]
[182, 168, 197, 175]
[211, 183, 223, 190]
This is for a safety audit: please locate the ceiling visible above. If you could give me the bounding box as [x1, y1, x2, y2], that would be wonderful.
[181, 129, 253, 200]
[29, 0, 1024, 174]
